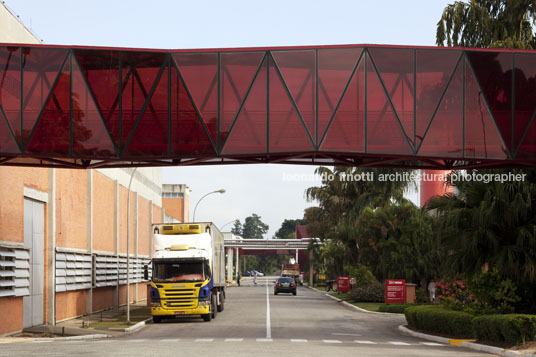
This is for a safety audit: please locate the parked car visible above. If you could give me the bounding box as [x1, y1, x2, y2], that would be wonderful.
[242, 271, 252, 277]
[252, 270, 264, 277]
[274, 276, 297, 295]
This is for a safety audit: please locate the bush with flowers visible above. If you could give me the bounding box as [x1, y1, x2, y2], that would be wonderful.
[435, 279, 472, 311]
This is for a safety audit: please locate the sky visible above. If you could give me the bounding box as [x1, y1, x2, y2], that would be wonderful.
[5, 0, 453, 238]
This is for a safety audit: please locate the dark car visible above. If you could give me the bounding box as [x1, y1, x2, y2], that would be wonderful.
[242, 271, 252, 277]
[274, 277, 297, 295]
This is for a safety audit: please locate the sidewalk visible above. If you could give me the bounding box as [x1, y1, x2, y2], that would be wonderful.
[4, 301, 151, 342]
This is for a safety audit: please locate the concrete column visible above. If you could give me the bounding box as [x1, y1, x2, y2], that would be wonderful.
[46, 168, 56, 325]
[86, 169, 93, 315]
[148, 200, 153, 258]
[226, 248, 234, 282]
[295, 249, 299, 264]
[235, 248, 240, 275]
[134, 193, 138, 302]
[309, 250, 314, 286]
[113, 179, 119, 308]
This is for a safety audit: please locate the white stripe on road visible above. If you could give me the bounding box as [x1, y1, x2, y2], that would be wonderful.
[290, 339, 308, 343]
[389, 341, 411, 345]
[265, 279, 271, 339]
[195, 338, 214, 342]
[256, 338, 273, 342]
[225, 338, 243, 342]
[160, 339, 181, 342]
[420, 342, 444, 346]
[354, 340, 377, 344]
[323, 340, 342, 343]
[333, 333, 361, 336]
[128, 339, 147, 342]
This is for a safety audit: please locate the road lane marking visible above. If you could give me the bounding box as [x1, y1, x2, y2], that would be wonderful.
[290, 339, 308, 343]
[389, 341, 411, 345]
[256, 338, 273, 342]
[128, 339, 147, 342]
[420, 342, 444, 346]
[195, 338, 214, 342]
[225, 338, 243, 342]
[354, 340, 377, 344]
[323, 340, 342, 343]
[265, 279, 271, 339]
[160, 339, 181, 342]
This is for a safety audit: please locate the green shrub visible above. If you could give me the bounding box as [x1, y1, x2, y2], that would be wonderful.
[468, 269, 520, 314]
[348, 282, 384, 302]
[405, 305, 474, 338]
[345, 264, 378, 286]
[379, 304, 416, 313]
[473, 314, 536, 346]
[415, 288, 428, 304]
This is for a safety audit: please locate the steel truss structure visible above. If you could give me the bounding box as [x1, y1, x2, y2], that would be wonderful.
[1, 43, 536, 169]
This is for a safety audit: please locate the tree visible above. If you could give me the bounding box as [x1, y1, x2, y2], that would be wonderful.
[241, 213, 269, 239]
[436, 0, 536, 49]
[274, 219, 305, 239]
[231, 219, 242, 236]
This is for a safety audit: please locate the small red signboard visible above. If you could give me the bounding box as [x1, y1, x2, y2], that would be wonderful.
[385, 279, 406, 304]
[337, 276, 351, 293]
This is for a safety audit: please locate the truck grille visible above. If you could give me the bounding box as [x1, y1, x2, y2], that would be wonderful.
[161, 288, 197, 309]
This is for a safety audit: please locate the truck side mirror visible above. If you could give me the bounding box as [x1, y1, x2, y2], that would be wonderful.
[143, 265, 149, 280]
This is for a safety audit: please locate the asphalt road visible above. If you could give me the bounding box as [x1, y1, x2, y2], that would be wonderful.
[0, 276, 493, 356]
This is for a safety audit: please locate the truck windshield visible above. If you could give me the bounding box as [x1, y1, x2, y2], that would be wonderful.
[153, 261, 206, 283]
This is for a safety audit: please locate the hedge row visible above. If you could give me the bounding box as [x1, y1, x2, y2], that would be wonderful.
[473, 314, 536, 345]
[405, 305, 474, 338]
[405, 306, 536, 345]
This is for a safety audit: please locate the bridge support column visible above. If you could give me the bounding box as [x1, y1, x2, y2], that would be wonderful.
[295, 249, 298, 264]
[226, 248, 234, 283]
[235, 248, 240, 276]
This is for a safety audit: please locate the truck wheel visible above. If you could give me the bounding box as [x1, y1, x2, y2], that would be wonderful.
[211, 294, 216, 319]
[153, 316, 162, 323]
[202, 312, 211, 322]
[217, 292, 224, 312]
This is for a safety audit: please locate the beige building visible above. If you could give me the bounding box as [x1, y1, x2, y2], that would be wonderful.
[0, 4, 186, 336]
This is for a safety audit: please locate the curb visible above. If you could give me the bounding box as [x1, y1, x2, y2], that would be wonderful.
[398, 325, 536, 357]
[109, 318, 152, 333]
[310, 286, 393, 315]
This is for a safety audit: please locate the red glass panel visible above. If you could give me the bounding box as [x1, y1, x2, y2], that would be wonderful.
[220, 52, 265, 146]
[0, 47, 21, 143]
[318, 48, 362, 141]
[173, 53, 218, 144]
[222, 58, 267, 155]
[418, 61, 463, 158]
[268, 60, 314, 152]
[467, 51, 512, 151]
[271, 50, 315, 143]
[0, 109, 19, 153]
[513, 53, 536, 152]
[171, 65, 215, 156]
[367, 56, 413, 155]
[71, 58, 116, 157]
[369, 48, 414, 141]
[74, 49, 120, 148]
[125, 65, 169, 157]
[22, 48, 68, 145]
[465, 61, 508, 159]
[121, 52, 166, 151]
[26, 59, 70, 155]
[416, 50, 461, 148]
[320, 58, 364, 152]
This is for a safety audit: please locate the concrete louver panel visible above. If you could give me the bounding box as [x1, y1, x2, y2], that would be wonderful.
[0, 246, 30, 297]
[55, 250, 92, 292]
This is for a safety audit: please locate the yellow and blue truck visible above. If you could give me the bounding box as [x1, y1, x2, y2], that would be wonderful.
[145, 222, 225, 322]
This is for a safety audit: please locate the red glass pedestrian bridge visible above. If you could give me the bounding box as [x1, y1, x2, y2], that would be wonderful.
[0, 43, 535, 169]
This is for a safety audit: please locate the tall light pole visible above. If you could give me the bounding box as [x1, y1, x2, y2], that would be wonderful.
[220, 219, 238, 231]
[192, 189, 225, 221]
[126, 167, 137, 325]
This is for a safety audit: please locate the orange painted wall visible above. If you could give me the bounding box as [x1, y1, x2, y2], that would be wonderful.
[56, 290, 87, 321]
[118, 284, 137, 305]
[118, 187, 135, 255]
[56, 169, 87, 249]
[162, 197, 185, 222]
[138, 197, 150, 256]
[92, 288, 115, 312]
[137, 283, 148, 300]
[0, 298, 22, 335]
[92, 172, 115, 253]
[0, 167, 47, 243]
[152, 204, 162, 224]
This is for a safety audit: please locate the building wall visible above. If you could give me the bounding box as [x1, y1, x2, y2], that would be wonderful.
[138, 197, 150, 256]
[162, 197, 186, 222]
[0, 3, 40, 44]
[56, 290, 87, 322]
[56, 169, 87, 249]
[0, 298, 23, 335]
[92, 172, 115, 253]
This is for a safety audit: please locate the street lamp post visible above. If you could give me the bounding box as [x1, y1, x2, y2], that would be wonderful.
[220, 219, 238, 231]
[192, 189, 226, 221]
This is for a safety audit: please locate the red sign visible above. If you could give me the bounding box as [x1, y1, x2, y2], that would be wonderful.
[385, 279, 406, 304]
[337, 276, 351, 293]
